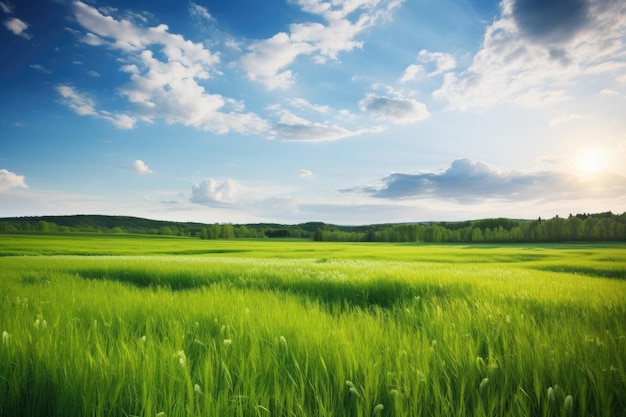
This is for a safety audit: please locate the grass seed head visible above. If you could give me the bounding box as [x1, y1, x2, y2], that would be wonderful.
[194, 384, 202, 394]
[479, 378, 489, 392]
[547, 387, 555, 402]
[224, 338, 232, 347]
[175, 350, 186, 366]
[373, 404, 384, 415]
[564, 395, 573, 411]
[2, 331, 8, 344]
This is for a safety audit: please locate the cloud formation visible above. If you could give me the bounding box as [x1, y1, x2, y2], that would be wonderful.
[56, 84, 136, 128]
[239, 0, 403, 89]
[0, 168, 27, 191]
[297, 169, 314, 179]
[3, 17, 30, 38]
[433, 0, 626, 110]
[190, 179, 239, 205]
[273, 109, 379, 141]
[401, 50, 456, 82]
[0, 2, 13, 14]
[359, 94, 430, 124]
[512, 0, 590, 44]
[344, 158, 626, 202]
[65, 1, 270, 135]
[133, 160, 152, 175]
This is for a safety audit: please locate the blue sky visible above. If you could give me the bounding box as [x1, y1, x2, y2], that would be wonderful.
[1, 0, 625, 224]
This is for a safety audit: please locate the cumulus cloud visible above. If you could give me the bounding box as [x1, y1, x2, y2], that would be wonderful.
[190, 179, 239, 205]
[239, 32, 314, 90]
[3, 17, 30, 39]
[66, 1, 270, 136]
[359, 94, 430, 124]
[433, 0, 626, 110]
[133, 159, 152, 174]
[239, 0, 403, 89]
[512, 0, 590, 44]
[297, 169, 314, 179]
[343, 158, 626, 202]
[0, 168, 27, 191]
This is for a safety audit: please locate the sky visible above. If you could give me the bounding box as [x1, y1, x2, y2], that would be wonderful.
[1, 0, 625, 225]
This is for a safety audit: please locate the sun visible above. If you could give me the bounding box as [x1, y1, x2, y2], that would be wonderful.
[576, 148, 608, 175]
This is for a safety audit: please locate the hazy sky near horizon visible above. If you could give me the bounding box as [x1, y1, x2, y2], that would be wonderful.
[1, 0, 625, 225]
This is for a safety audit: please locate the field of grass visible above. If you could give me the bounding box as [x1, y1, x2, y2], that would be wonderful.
[1, 233, 625, 417]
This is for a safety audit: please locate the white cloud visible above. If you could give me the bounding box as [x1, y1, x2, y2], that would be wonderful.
[56, 85, 98, 116]
[433, 0, 626, 110]
[239, 0, 403, 89]
[239, 32, 314, 90]
[273, 109, 382, 141]
[133, 160, 153, 175]
[56, 84, 138, 128]
[399, 64, 424, 83]
[359, 94, 430, 124]
[0, 2, 13, 14]
[549, 112, 583, 128]
[0, 168, 27, 191]
[190, 179, 239, 205]
[189, 2, 213, 22]
[297, 169, 314, 179]
[30, 64, 52, 74]
[288, 97, 330, 113]
[68, 1, 270, 136]
[3, 17, 30, 39]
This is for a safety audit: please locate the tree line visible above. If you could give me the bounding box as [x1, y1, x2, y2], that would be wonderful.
[312, 212, 626, 243]
[1, 212, 625, 243]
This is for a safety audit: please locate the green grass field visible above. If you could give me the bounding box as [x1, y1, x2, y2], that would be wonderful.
[1, 233, 625, 417]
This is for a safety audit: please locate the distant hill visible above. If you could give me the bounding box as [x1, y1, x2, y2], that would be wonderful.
[1, 212, 624, 243]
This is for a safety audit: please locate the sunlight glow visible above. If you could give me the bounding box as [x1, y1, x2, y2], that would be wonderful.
[576, 148, 609, 174]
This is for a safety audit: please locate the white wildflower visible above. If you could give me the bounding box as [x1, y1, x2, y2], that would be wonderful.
[223, 339, 232, 347]
[140, 335, 147, 343]
[194, 384, 202, 394]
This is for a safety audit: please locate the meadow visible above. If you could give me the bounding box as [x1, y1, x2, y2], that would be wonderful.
[0, 233, 625, 417]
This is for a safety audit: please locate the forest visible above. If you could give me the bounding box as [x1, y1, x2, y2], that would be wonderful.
[0, 211, 625, 243]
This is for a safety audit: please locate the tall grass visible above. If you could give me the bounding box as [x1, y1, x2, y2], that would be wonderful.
[0, 237, 625, 416]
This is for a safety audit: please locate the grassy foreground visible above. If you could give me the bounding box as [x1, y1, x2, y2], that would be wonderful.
[0, 234, 625, 417]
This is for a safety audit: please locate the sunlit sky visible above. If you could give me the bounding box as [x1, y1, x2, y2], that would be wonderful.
[1, 0, 625, 225]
